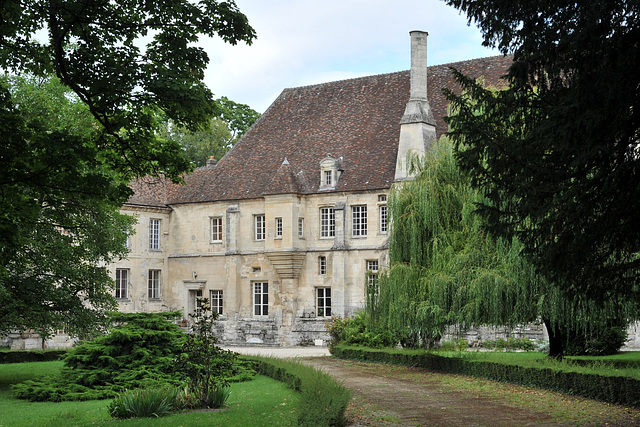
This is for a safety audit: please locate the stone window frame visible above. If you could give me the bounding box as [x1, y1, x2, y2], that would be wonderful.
[298, 217, 304, 238]
[319, 157, 340, 190]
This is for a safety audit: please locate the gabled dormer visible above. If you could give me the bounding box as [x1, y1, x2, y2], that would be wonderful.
[319, 156, 341, 190]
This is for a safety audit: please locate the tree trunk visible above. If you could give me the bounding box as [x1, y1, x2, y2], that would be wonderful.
[544, 318, 564, 360]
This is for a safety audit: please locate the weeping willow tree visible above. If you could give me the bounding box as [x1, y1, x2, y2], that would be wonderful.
[368, 137, 635, 357]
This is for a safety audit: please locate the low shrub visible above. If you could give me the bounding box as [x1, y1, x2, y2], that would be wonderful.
[478, 337, 536, 351]
[246, 356, 350, 426]
[0, 350, 68, 364]
[326, 312, 397, 349]
[109, 386, 180, 419]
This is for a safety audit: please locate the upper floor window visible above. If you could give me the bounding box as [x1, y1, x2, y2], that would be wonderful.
[211, 217, 223, 242]
[379, 205, 388, 233]
[378, 195, 388, 234]
[324, 170, 332, 187]
[275, 217, 283, 238]
[149, 219, 160, 250]
[148, 269, 160, 299]
[115, 269, 129, 299]
[320, 157, 340, 190]
[210, 290, 223, 315]
[352, 205, 368, 237]
[255, 215, 266, 241]
[320, 207, 335, 238]
[253, 282, 269, 316]
[298, 217, 304, 238]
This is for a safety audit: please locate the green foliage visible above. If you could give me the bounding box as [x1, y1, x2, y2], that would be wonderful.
[326, 312, 398, 348]
[478, 337, 536, 351]
[108, 386, 180, 419]
[174, 299, 237, 409]
[0, 0, 255, 337]
[0, 76, 133, 338]
[370, 137, 541, 348]
[332, 344, 640, 408]
[444, 0, 640, 306]
[248, 356, 351, 427]
[12, 312, 185, 401]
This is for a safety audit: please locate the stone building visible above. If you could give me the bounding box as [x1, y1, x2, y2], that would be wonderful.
[109, 31, 511, 346]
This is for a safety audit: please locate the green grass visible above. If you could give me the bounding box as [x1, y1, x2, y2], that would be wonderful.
[0, 361, 299, 426]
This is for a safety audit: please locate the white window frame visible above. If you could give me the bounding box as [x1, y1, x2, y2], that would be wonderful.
[255, 215, 266, 241]
[324, 170, 332, 187]
[211, 216, 223, 242]
[148, 269, 161, 299]
[149, 218, 160, 250]
[367, 260, 379, 286]
[210, 290, 223, 315]
[115, 268, 129, 299]
[316, 287, 332, 317]
[320, 207, 335, 238]
[253, 282, 269, 316]
[275, 217, 283, 239]
[379, 204, 388, 234]
[352, 205, 368, 237]
[319, 256, 327, 275]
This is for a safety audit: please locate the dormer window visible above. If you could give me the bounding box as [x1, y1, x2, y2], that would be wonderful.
[320, 157, 340, 190]
[324, 170, 332, 187]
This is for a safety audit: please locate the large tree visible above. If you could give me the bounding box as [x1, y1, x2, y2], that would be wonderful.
[444, 0, 640, 303]
[163, 97, 261, 167]
[0, 0, 255, 338]
[369, 137, 633, 357]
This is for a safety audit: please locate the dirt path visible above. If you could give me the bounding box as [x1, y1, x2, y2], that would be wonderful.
[302, 357, 640, 426]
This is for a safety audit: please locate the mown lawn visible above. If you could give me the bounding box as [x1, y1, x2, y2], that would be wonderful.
[0, 361, 300, 426]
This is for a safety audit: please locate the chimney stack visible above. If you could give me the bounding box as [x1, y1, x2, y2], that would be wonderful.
[395, 30, 437, 182]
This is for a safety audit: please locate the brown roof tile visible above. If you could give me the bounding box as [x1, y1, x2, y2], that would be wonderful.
[134, 55, 511, 206]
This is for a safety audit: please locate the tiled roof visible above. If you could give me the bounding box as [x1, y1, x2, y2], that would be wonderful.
[129, 55, 511, 206]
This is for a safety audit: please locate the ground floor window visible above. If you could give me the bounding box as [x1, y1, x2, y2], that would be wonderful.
[253, 282, 268, 316]
[115, 269, 128, 299]
[148, 269, 160, 299]
[316, 287, 332, 317]
[367, 260, 379, 286]
[210, 290, 223, 315]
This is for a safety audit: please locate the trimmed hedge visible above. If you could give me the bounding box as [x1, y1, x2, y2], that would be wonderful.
[242, 356, 350, 427]
[330, 345, 640, 408]
[0, 350, 68, 364]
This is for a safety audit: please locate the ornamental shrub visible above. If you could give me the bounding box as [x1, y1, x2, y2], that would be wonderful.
[174, 298, 237, 409]
[13, 312, 185, 401]
[108, 386, 180, 418]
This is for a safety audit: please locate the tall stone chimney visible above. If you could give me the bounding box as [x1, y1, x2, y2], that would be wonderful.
[394, 30, 437, 181]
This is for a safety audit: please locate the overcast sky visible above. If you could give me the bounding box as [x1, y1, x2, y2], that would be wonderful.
[201, 0, 499, 113]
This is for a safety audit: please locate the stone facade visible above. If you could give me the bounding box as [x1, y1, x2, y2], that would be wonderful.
[106, 32, 514, 347]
